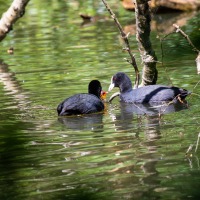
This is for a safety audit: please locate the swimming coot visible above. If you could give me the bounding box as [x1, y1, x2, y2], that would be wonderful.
[57, 80, 105, 116]
[108, 72, 190, 103]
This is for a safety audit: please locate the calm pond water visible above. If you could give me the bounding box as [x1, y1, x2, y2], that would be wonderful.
[0, 1, 200, 200]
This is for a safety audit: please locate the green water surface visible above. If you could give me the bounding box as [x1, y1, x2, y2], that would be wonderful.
[0, 1, 200, 200]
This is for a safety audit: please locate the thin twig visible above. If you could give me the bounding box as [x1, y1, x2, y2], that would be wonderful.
[173, 24, 200, 74]
[194, 80, 200, 91]
[160, 32, 176, 86]
[195, 156, 200, 168]
[186, 144, 193, 155]
[161, 25, 200, 75]
[159, 93, 190, 115]
[173, 24, 199, 54]
[195, 132, 200, 153]
[101, 0, 140, 88]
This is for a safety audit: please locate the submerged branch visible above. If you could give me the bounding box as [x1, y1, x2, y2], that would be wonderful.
[108, 92, 120, 103]
[195, 133, 200, 153]
[196, 53, 200, 74]
[101, 0, 140, 88]
[185, 132, 200, 157]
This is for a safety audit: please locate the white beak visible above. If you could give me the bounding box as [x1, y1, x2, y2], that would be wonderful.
[108, 76, 115, 92]
[108, 82, 115, 92]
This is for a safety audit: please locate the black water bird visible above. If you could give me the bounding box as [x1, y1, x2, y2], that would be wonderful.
[108, 72, 190, 103]
[57, 80, 105, 116]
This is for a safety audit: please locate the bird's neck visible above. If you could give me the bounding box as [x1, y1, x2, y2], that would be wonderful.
[120, 79, 132, 93]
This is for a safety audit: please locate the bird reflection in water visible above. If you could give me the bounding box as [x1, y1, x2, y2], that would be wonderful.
[120, 101, 189, 116]
[111, 101, 189, 132]
[58, 113, 104, 132]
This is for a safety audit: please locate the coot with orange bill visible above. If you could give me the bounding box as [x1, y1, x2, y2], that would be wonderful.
[57, 80, 105, 116]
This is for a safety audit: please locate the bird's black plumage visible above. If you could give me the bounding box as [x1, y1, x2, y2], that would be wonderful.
[57, 80, 104, 116]
[108, 72, 190, 103]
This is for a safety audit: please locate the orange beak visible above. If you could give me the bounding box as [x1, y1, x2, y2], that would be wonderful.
[100, 91, 107, 100]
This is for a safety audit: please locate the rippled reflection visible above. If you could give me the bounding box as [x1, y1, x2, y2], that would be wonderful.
[119, 101, 189, 116]
[108, 101, 188, 132]
[0, 60, 31, 110]
[58, 113, 104, 132]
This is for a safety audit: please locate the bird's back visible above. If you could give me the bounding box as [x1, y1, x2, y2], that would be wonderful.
[57, 93, 104, 116]
[120, 85, 190, 103]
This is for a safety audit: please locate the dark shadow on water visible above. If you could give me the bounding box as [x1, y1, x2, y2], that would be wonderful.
[58, 113, 104, 132]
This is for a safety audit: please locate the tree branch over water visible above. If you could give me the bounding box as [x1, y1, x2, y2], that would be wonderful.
[134, 0, 158, 86]
[101, 0, 140, 89]
[161, 24, 200, 75]
[102, 0, 158, 87]
[173, 23, 200, 74]
[0, 0, 30, 42]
